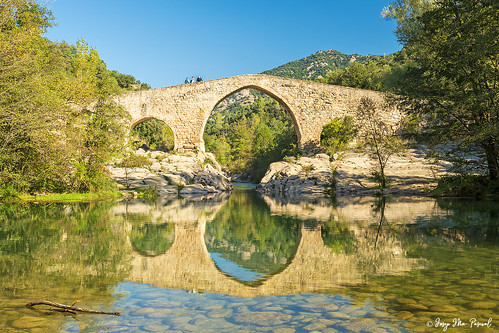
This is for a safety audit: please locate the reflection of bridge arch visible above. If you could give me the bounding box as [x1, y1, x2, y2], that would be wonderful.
[122, 196, 443, 296]
[127, 222, 365, 296]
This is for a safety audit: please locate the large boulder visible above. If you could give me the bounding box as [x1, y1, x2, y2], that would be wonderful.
[256, 154, 333, 198]
[109, 150, 232, 199]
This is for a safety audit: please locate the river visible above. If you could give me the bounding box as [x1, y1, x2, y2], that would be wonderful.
[1, 185, 498, 332]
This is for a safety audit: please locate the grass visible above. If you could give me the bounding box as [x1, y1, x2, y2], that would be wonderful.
[16, 191, 122, 203]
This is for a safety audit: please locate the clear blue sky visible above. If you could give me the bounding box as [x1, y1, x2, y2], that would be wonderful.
[44, 0, 401, 88]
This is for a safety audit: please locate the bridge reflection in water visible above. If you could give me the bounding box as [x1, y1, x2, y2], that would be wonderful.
[114, 191, 445, 297]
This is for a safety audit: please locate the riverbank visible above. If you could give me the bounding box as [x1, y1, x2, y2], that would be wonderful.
[107, 147, 453, 201]
[2, 191, 122, 203]
[108, 149, 232, 199]
[0, 147, 455, 204]
[333, 148, 451, 197]
[255, 147, 452, 199]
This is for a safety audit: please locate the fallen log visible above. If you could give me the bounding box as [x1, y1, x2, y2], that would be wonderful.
[26, 300, 120, 316]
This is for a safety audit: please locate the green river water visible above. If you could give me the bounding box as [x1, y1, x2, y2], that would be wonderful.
[0, 186, 497, 332]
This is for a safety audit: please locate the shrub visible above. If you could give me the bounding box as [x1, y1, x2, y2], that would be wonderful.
[432, 174, 499, 198]
[320, 117, 358, 158]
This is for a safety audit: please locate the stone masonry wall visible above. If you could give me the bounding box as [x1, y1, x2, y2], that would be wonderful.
[115, 74, 399, 152]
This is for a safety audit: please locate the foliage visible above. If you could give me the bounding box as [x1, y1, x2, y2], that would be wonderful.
[391, 0, 499, 180]
[320, 117, 358, 158]
[0, 1, 144, 194]
[263, 49, 386, 81]
[315, 50, 414, 93]
[382, 0, 437, 44]
[130, 222, 175, 256]
[132, 118, 174, 151]
[204, 93, 299, 181]
[110, 70, 151, 90]
[0, 186, 20, 201]
[118, 151, 152, 188]
[137, 185, 159, 202]
[356, 97, 404, 189]
[432, 174, 499, 199]
[204, 189, 300, 279]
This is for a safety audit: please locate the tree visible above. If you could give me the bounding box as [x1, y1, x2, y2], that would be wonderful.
[0, 1, 135, 193]
[320, 116, 357, 158]
[356, 97, 403, 189]
[395, 0, 499, 180]
[382, 0, 437, 43]
[0, 0, 71, 192]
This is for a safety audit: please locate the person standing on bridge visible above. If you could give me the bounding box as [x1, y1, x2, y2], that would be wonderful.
[196, 76, 203, 82]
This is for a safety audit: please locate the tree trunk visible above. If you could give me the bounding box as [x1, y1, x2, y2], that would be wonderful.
[483, 140, 499, 181]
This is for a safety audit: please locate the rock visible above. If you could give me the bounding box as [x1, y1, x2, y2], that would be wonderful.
[180, 184, 215, 196]
[257, 154, 333, 198]
[233, 311, 292, 326]
[333, 148, 450, 197]
[427, 305, 458, 312]
[109, 150, 232, 199]
[399, 303, 428, 311]
[10, 316, 48, 329]
[396, 298, 418, 305]
[395, 311, 414, 320]
[469, 301, 497, 309]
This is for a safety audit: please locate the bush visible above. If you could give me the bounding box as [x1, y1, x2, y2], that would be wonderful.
[0, 186, 20, 201]
[320, 117, 358, 158]
[432, 174, 499, 198]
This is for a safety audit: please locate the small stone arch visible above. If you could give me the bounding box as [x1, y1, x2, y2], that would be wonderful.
[130, 116, 176, 151]
[200, 85, 303, 150]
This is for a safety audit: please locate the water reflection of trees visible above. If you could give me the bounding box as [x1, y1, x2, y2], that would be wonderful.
[0, 201, 130, 297]
[204, 190, 300, 279]
[130, 223, 175, 256]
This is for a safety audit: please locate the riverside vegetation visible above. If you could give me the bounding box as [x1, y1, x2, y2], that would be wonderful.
[1, 0, 498, 200]
[0, 0, 149, 200]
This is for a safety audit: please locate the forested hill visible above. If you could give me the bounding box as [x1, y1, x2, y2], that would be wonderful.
[262, 49, 386, 80]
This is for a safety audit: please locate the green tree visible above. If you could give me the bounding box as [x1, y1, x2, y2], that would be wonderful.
[320, 116, 358, 158]
[395, 0, 499, 180]
[204, 94, 298, 181]
[0, 1, 136, 194]
[356, 97, 404, 189]
[382, 0, 437, 43]
[0, 0, 70, 192]
[132, 119, 174, 151]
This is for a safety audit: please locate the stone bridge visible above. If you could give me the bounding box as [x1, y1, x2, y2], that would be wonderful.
[115, 74, 396, 152]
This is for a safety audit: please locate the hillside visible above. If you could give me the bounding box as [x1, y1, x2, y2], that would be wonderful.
[213, 49, 387, 114]
[262, 49, 385, 80]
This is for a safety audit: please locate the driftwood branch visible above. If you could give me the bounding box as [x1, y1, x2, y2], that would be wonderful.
[26, 300, 120, 316]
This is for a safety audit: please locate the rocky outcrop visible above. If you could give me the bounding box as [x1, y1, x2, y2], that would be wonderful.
[108, 149, 232, 198]
[256, 154, 334, 198]
[333, 149, 450, 197]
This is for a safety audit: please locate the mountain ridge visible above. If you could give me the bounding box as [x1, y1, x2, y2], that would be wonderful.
[262, 49, 387, 81]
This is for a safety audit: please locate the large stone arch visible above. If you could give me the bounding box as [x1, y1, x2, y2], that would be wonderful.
[199, 84, 303, 151]
[115, 74, 398, 153]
